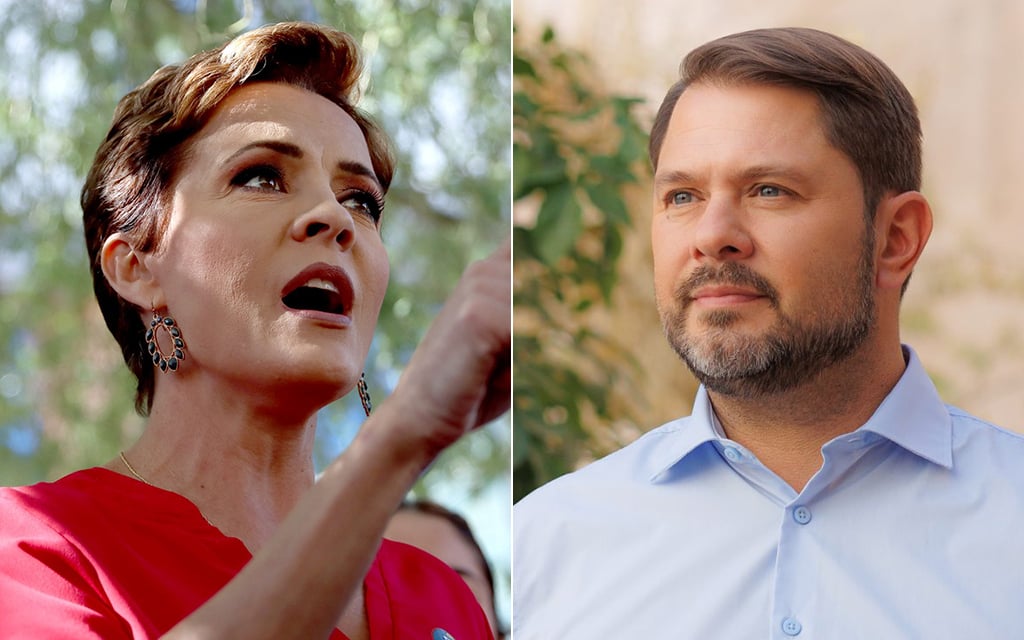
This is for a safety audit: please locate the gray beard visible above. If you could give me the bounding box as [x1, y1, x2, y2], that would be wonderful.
[661, 244, 876, 399]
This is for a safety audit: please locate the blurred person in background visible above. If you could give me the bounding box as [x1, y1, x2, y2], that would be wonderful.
[386, 499, 504, 638]
[514, 27, 1024, 638]
[0, 22, 508, 640]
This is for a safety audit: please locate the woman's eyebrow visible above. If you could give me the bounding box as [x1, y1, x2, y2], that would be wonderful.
[223, 140, 380, 190]
[225, 139, 304, 164]
[336, 159, 381, 191]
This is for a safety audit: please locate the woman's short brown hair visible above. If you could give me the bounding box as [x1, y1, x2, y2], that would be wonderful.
[648, 27, 921, 218]
[82, 22, 395, 415]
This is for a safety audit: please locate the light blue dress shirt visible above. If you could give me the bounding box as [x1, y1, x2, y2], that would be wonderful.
[513, 347, 1024, 639]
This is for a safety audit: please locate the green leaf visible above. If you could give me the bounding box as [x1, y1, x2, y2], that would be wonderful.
[512, 224, 538, 261]
[589, 154, 627, 178]
[604, 226, 624, 263]
[531, 182, 581, 265]
[513, 54, 537, 78]
[512, 140, 567, 200]
[583, 180, 632, 226]
[513, 91, 539, 120]
[566, 104, 604, 122]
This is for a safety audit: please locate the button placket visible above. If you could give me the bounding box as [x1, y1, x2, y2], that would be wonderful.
[781, 617, 803, 636]
[792, 505, 812, 525]
[773, 501, 816, 639]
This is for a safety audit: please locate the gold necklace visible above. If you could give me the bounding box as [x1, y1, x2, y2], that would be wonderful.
[119, 451, 153, 485]
[118, 450, 217, 529]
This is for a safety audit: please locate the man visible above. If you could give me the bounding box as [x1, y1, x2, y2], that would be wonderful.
[513, 27, 1024, 638]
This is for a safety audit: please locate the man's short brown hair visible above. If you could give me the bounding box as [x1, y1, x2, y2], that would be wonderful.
[649, 27, 921, 217]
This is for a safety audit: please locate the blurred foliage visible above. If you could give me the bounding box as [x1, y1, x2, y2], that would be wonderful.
[512, 26, 649, 501]
[0, 0, 510, 492]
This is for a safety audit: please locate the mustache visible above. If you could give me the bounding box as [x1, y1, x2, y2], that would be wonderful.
[674, 262, 780, 307]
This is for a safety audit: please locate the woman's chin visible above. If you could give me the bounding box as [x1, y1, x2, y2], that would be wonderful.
[279, 369, 359, 407]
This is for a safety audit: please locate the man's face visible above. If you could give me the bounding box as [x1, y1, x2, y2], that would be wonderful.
[651, 82, 876, 398]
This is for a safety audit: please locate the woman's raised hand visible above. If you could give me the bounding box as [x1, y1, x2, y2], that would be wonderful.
[375, 238, 511, 465]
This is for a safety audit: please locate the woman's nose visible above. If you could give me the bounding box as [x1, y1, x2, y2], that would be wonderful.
[289, 195, 356, 251]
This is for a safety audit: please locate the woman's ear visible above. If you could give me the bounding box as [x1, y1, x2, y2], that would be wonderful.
[100, 233, 164, 310]
[874, 191, 933, 293]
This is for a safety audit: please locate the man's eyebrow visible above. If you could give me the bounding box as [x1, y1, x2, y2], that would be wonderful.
[653, 169, 699, 191]
[654, 166, 810, 190]
[736, 165, 810, 183]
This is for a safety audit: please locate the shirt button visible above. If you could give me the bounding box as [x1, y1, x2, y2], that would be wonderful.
[793, 506, 812, 525]
[781, 617, 803, 636]
[723, 446, 742, 462]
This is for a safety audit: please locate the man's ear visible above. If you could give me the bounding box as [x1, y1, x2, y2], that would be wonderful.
[100, 233, 164, 310]
[874, 191, 933, 293]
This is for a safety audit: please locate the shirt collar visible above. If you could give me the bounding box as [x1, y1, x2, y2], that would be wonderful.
[647, 345, 952, 482]
[647, 386, 719, 482]
[854, 345, 953, 469]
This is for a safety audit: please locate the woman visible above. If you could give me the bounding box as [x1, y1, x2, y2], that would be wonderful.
[0, 22, 509, 640]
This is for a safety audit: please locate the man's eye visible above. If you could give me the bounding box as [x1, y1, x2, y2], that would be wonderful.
[233, 166, 285, 192]
[757, 185, 783, 197]
[671, 191, 694, 205]
[339, 191, 384, 223]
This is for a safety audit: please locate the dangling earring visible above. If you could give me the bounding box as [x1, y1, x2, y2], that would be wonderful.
[145, 311, 186, 373]
[357, 372, 372, 416]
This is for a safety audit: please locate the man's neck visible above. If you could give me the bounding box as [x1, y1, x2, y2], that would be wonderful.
[708, 342, 908, 492]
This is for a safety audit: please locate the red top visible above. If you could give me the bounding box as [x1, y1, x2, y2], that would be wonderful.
[0, 468, 492, 640]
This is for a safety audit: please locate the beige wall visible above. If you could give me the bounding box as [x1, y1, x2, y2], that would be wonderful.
[515, 0, 1024, 431]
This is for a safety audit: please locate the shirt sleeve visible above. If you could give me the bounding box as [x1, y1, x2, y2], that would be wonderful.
[0, 491, 133, 639]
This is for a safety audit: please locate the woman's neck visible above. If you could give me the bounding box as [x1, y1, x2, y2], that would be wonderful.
[114, 379, 322, 551]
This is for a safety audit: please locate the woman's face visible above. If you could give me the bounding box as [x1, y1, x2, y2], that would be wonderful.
[146, 82, 389, 405]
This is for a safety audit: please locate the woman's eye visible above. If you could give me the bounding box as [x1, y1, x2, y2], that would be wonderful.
[670, 191, 694, 206]
[339, 191, 384, 223]
[233, 166, 285, 192]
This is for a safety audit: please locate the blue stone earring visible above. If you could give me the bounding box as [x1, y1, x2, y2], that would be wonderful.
[357, 372, 372, 416]
[146, 311, 186, 373]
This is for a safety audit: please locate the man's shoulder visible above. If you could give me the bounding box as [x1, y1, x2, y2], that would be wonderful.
[515, 415, 699, 515]
[945, 404, 1024, 471]
[947, 404, 1024, 439]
